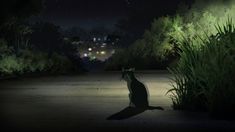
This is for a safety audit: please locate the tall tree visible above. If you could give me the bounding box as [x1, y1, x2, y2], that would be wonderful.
[116, 0, 192, 47]
[0, 0, 43, 27]
[0, 0, 43, 50]
[31, 22, 63, 55]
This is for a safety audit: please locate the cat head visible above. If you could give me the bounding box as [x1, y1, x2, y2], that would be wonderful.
[121, 67, 135, 81]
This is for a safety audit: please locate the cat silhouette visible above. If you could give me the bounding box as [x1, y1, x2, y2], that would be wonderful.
[122, 68, 164, 110]
[107, 68, 164, 120]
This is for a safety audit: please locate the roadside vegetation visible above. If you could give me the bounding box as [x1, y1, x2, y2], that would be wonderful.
[106, 0, 235, 70]
[168, 21, 235, 119]
[0, 0, 82, 77]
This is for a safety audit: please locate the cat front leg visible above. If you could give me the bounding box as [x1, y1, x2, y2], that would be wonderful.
[129, 93, 136, 107]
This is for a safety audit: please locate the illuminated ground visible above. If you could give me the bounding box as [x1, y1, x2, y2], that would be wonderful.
[1, 71, 235, 132]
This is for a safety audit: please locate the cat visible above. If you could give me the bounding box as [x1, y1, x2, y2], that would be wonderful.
[122, 68, 164, 110]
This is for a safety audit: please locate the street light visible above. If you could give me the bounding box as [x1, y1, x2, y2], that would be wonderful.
[100, 51, 106, 55]
[83, 53, 88, 57]
[88, 48, 92, 51]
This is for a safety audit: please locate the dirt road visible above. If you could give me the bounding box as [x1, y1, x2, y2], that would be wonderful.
[1, 71, 234, 132]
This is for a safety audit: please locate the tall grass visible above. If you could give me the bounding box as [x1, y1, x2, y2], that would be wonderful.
[167, 20, 235, 119]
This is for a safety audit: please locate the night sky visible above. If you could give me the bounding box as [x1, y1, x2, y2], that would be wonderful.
[32, 0, 193, 30]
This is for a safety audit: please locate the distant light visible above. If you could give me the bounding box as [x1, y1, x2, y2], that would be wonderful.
[84, 53, 88, 57]
[111, 50, 115, 54]
[64, 37, 69, 41]
[93, 37, 96, 42]
[88, 48, 92, 51]
[104, 36, 107, 41]
[72, 41, 80, 45]
[96, 51, 100, 54]
[100, 51, 106, 55]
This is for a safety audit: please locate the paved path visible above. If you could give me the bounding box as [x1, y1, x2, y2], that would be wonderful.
[1, 71, 235, 132]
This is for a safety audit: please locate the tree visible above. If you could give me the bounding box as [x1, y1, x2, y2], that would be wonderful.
[178, 0, 235, 44]
[89, 26, 110, 38]
[116, 0, 190, 47]
[0, 0, 43, 27]
[63, 27, 89, 41]
[31, 22, 64, 56]
[0, 0, 43, 50]
[130, 15, 183, 60]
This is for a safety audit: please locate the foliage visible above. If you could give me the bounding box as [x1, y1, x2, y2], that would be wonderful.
[31, 22, 64, 54]
[105, 47, 171, 70]
[167, 21, 235, 119]
[105, 16, 181, 70]
[0, 1, 82, 77]
[105, 49, 130, 70]
[0, 55, 22, 75]
[0, 0, 42, 46]
[116, 0, 185, 47]
[108, 0, 235, 70]
[0, 48, 75, 76]
[0, 0, 43, 27]
[0, 39, 12, 56]
[48, 53, 74, 73]
[176, 0, 235, 45]
[0, 22, 81, 77]
[132, 16, 183, 59]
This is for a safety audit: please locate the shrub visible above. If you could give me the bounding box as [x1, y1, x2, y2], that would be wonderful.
[167, 20, 235, 119]
[48, 53, 73, 73]
[0, 47, 75, 76]
[105, 49, 130, 70]
[105, 16, 182, 70]
[19, 49, 48, 73]
[0, 39, 12, 56]
[0, 39, 22, 75]
[0, 55, 24, 75]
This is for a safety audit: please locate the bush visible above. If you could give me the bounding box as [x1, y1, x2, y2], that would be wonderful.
[0, 39, 12, 56]
[105, 16, 182, 70]
[167, 21, 235, 119]
[48, 53, 73, 73]
[0, 47, 75, 76]
[105, 49, 130, 70]
[18, 49, 48, 73]
[0, 39, 22, 75]
[0, 55, 24, 75]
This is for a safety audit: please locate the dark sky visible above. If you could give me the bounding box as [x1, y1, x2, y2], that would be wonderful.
[32, 0, 193, 30]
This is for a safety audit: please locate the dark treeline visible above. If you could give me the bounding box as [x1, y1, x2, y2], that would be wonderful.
[0, 0, 83, 77]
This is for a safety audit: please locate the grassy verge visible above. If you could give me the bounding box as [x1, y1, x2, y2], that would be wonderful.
[167, 20, 235, 119]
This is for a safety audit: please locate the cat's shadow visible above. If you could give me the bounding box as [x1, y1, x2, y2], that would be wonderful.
[107, 107, 145, 120]
[107, 106, 164, 120]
